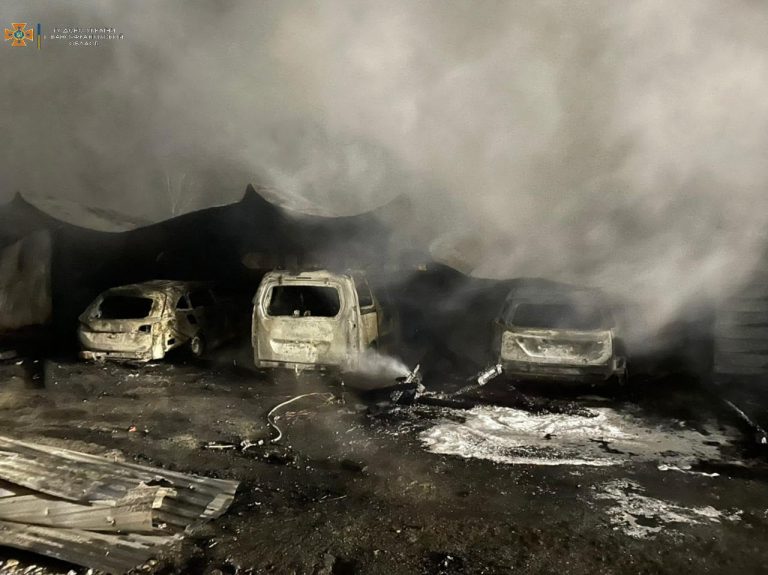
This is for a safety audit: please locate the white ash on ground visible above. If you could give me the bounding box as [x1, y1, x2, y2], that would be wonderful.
[419, 405, 739, 468]
[592, 479, 742, 539]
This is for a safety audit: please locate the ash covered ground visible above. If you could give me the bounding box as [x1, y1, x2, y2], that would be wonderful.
[0, 352, 766, 575]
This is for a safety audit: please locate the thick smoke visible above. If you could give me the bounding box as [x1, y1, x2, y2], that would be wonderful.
[3, 0, 768, 334]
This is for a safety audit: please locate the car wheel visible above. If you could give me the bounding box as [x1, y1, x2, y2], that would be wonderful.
[190, 335, 206, 358]
[617, 364, 629, 386]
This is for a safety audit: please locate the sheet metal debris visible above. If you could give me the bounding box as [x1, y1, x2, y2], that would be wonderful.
[0, 520, 176, 574]
[0, 481, 168, 532]
[0, 434, 239, 573]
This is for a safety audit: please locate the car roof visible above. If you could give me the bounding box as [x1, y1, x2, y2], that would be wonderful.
[263, 269, 354, 282]
[105, 280, 210, 297]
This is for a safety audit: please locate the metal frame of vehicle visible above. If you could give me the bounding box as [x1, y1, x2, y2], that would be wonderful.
[78, 280, 222, 362]
[493, 283, 627, 384]
[251, 269, 387, 371]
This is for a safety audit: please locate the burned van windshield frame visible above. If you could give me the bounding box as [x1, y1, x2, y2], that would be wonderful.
[266, 285, 342, 318]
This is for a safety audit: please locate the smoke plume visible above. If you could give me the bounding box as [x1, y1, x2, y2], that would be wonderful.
[3, 0, 768, 334]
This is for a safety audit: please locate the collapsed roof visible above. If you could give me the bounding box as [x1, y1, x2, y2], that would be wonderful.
[0, 184, 420, 265]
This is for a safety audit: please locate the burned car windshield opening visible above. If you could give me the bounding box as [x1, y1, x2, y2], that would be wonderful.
[267, 285, 341, 317]
[98, 295, 154, 320]
[510, 303, 607, 331]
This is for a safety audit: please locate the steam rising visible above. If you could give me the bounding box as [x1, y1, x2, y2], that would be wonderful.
[3, 0, 768, 333]
[354, 350, 411, 379]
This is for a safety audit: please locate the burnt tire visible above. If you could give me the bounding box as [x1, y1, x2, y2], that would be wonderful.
[189, 335, 206, 358]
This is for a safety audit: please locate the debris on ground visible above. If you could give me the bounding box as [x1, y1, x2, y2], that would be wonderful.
[357, 363, 425, 408]
[390, 364, 424, 404]
[423, 551, 465, 575]
[203, 441, 239, 451]
[476, 364, 503, 386]
[203, 439, 265, 451]
[0, 435, 239, 573]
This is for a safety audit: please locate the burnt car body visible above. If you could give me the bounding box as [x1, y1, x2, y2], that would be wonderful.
[492, 281, 627, 384]
[78, 280, 238, 361]
[252, 269, 396, 371]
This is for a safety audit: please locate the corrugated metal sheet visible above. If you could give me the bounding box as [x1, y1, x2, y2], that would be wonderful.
[0, 435, 239, 573]
[0, 520, 179, 573]
[0, 435, 238, 532]
[0, 484, 169, 532]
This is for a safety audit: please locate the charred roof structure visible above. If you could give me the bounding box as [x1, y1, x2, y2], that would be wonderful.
[0, 185, 420, 349]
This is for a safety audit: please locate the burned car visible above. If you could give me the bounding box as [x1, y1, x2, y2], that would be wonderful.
[252, 269, 395, 371]
[79, 280, 237, 361]
[492, 281, 627, 384]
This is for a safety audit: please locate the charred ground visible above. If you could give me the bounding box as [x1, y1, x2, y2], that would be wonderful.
[0, 351, 766, 575]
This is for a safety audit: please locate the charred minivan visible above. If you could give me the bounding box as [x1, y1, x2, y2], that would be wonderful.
[252, 269, 394, 371]
[493, 281, 627, 384]
[79, 280, 237, 361]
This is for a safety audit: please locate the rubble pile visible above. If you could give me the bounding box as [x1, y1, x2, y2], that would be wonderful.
[0, 435, 238, 573]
